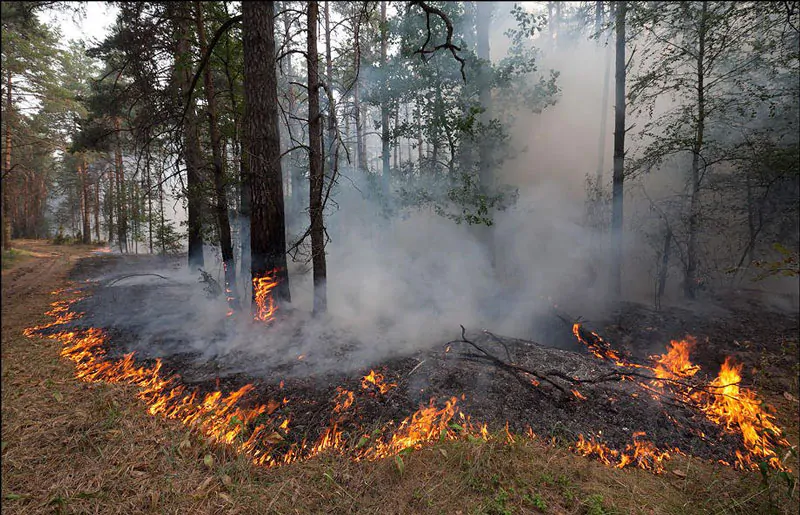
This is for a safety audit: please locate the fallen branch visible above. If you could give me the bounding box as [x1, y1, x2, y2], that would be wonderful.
[104, 273, 172, 287]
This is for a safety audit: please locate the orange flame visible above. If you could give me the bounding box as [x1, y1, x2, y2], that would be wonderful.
[253, 272, 279, 323]
[651, 338, 700, 380]
[572, 326, 791, 472]
[361, 370, 397, 395]
[574, 432, 671, 472]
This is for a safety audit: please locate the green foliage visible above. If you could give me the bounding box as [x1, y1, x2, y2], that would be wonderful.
[154, 221, 184, 256]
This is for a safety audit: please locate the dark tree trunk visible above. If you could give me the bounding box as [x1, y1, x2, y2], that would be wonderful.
[243, 1, 291, 305]
[684, 0, 707, 299]
[3, 69, 13, 250]
[476, 1, 494, 261]
[174, 7, 205, 269]
[114, 117, 128, 253]
[94, 176, 101, 242]
[195, 1, 238, 306]
[380, 0, 390, 204]
[107, 168, 114, 244]
[80, 156, 91, 244]
[283, 7, 304, 226]
[308, 0, 327, 314]
[610, 1, 626, 298]
[353, 9, 367, 174]
[656, 227, 671, 310]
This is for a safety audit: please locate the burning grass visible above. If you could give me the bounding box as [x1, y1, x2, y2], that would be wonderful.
[3, 243, 799, 514]
[23, 277, 795, 479]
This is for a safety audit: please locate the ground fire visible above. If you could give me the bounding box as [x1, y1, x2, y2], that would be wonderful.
[24, 278, 794, 476]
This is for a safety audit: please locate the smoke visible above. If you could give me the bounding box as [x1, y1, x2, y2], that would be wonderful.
[73, 4, 797, 381]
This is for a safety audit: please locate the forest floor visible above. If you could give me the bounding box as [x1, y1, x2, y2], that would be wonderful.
[2, 240, 799, 515]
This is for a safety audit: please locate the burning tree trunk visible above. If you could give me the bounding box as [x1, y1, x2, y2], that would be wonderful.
[243, 1, 291, 305]
[610, 1, 626, 298]
[308, 0, 327, 314]
[195, 1, 238, 306]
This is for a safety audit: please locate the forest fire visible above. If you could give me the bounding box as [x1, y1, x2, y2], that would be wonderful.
[573, 324, 791, 471]
[24, 283, 792, 477]
[253, 271, 279, 323]
[361, 369, 397, 395]
[26, 289, 487, 470]
[574, 432, 672, 472]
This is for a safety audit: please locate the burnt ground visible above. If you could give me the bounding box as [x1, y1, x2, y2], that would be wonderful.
[47, 252, 799, 468]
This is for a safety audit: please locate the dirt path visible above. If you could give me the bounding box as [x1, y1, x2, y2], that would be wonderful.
[1, 241, 232, 514]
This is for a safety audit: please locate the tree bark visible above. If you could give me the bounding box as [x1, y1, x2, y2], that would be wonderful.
[174, 6, 204, 269]
[107, 168, 114, 244]
[243, 1, 291, 305]
[113, 116, 128, 253]
[283, 7, 304, 226]
[684, 0, 707, 299]
[596, 4, 611, 186]
[80, 155, 91, 244]
[308, 0, 327, 314]
[3, 68, 13, 250]
[380, 0, 390, 205]
[94, 175, 101, 242]
[353, 10, 367, 174]
[656, 227, 671, 310]
[610, 0, 626, 298]
[195, 1, 238, 306]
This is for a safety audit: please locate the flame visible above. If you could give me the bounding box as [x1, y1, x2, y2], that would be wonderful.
[571, 389, 587, 401]
[25, 287, 791, 476]
[253, 272, 279, 323]
[361, 370, 397, 395]
[572, 325, 791, 472]
[575, 432, 671, 472]
[651, 338, 700, 380]
[25, 293, 489, 470]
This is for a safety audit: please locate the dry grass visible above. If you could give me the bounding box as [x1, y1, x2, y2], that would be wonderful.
[2, 240, 798, 515]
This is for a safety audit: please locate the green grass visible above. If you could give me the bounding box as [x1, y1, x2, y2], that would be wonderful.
[1, 247, 36, 269]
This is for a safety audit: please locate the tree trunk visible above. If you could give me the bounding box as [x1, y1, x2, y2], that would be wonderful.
[380, 0, 390, 205]
[174, 7, 205, 269]
[308, 0, 327, 314]
[195, 1, 238, 306]
[114, 117, 128, 253]
[283, 8, 303, 226]
[3, 68, 13, 250]
[684, 0, 707, 299]
[353, 12, 367, 174]
[595, 0, 603, 36]
[80, 155, 91, 244]
[107, 168, 114, 244]
[393, 108, 399, 170]
[94, 176, 101, 242]
[596, 4, 611, 186]
[610, 0, 626, 298]
[476, 1, 494, 263]
[243, 1, 291, 305]
[145, 146, 152, 252]
[656, 227, 671, 310]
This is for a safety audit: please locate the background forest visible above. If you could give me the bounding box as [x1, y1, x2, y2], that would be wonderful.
[2, 1, 798, 325]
